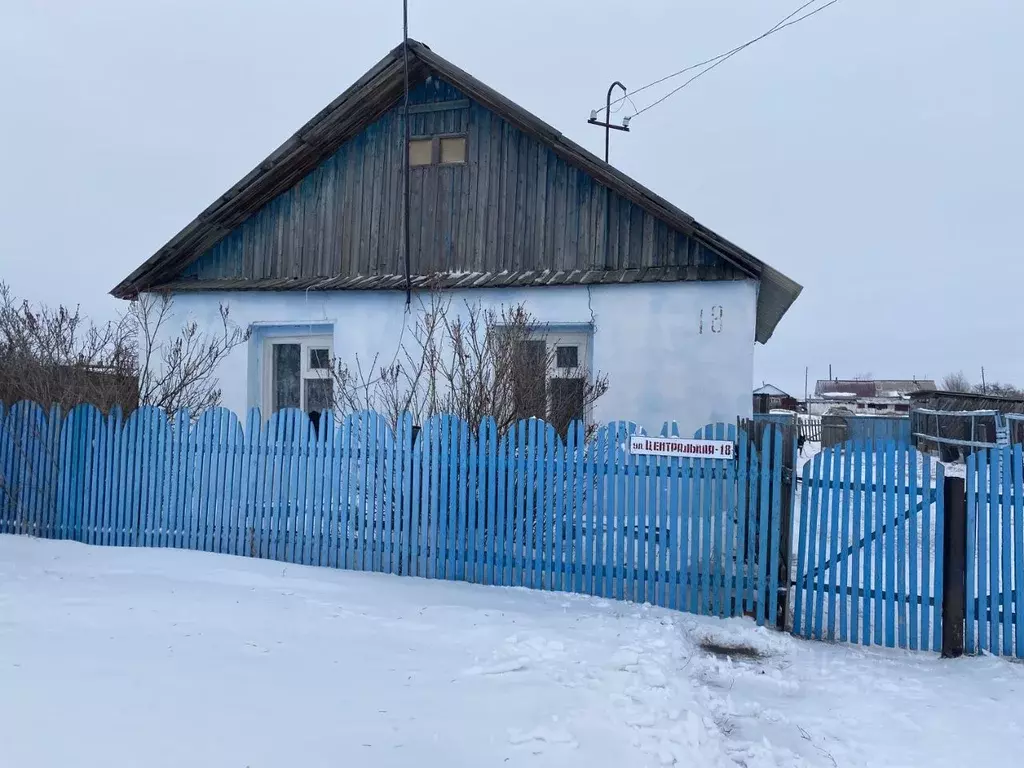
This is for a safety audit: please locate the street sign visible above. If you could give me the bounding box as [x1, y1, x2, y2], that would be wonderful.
[628, 435, 734, 459]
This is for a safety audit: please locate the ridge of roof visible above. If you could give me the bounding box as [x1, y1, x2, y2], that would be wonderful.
[111, 39, 802, 342]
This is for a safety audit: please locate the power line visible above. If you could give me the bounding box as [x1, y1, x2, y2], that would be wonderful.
[602, 0, 821, 112]
[623, 92, 641, 117]
[606, 0, 842, 119]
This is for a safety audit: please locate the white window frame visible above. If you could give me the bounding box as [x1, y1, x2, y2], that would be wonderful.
[542, 329, 592, 427]
[546, 330, 590, 383]
[493, 326, 593, 427]
[261, 334, 333, 415]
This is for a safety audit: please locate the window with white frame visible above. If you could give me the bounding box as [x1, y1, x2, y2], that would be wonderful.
[509, 329, 591, 436]
[262, 335, 333, 415]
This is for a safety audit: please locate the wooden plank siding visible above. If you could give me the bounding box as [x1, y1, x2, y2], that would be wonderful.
[179, 77, 742, 285]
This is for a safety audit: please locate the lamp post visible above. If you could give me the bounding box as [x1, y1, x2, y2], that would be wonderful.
[587, 80, 631, 163]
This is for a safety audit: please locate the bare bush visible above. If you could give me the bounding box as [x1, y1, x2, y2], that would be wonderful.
[941, 370, 1023, 399]
[941, 371, 971, 393]
[131, 293, 250, 413]
[0, 284, 250, 523]
[0, 283, 248, 414]
[329, 293, 609, 437]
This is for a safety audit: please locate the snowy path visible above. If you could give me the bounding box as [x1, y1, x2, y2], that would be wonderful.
[1, 536, 1022, 767]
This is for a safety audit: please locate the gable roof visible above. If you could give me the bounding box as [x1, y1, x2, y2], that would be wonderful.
[753, 384, 791, 397]
[111, 39, 801, 343]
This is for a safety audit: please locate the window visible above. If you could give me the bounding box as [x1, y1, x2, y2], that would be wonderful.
[408, 135, 467, 166]
[309, 347, 330, 370]
[508, 329, 591, 437]
[409, 138, 433, 167]
[263, 335, 333, 415]
[440, 136, 466, 164]
[555, 345, 578, 370]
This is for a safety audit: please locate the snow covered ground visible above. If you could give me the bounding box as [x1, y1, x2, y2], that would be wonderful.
[2, 535, 1022, 768]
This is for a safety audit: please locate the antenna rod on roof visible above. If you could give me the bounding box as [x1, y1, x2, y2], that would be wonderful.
[402, 0, 412, 307]
[587, 81, 630, 164]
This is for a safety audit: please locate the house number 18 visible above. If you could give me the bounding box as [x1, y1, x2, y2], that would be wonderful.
[699, 306, 723, 334]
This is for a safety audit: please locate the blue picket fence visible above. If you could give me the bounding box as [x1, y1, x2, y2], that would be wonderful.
[965, 444, 1023, 657]
[793, 440, 945, 651]
[0, 401, 786, 625]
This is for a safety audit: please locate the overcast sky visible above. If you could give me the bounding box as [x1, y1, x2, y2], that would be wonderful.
[2, 0, 1021, 396]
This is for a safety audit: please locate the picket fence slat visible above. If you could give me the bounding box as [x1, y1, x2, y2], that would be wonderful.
[978, 448, 991, 652]
[910, 453, 924, 650]
[1014, 443, 1024, 659]
[999, 445, 1012, 656]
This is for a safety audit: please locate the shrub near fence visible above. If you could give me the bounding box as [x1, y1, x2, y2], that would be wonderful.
[0, 401, 787, 626]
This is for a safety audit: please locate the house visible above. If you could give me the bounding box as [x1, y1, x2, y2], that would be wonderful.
[807, 378, 935, 417]
[752, 384, 798, 414]
[111, 40, 801, 433]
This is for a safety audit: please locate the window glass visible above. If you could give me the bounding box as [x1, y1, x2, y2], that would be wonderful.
[555, 345, 578, 369]
[309, 348, 330, 370]
[409, 138, 433, 166]
[549, 377, 585, 438]
[440, 136, 466, 164]
[513, 339, 547, 420]
[272, 344, 301, 411]
[305, 379, 333, 414]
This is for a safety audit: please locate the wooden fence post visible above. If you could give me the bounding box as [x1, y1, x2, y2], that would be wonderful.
[776, 420, 796, 631]
[942, 475, 966, 658]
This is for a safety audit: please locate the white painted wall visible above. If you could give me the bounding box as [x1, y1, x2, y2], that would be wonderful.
[152, 280, 758, 436]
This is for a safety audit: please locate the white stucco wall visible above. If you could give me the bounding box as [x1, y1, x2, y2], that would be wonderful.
[153, 280, 757, 435]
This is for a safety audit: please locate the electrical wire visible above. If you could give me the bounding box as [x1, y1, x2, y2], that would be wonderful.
[632, 0, 840, 118]
[624, 92, 641, 117]
[601, 0, 841, 118]
[597, 0, 824, 112]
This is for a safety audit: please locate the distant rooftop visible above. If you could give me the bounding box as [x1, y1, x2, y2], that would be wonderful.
[753, 384, 790, 397]
[814, 379, 936, 398]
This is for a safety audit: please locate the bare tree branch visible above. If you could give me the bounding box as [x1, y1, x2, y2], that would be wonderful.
[0, 282, 249, 414]
[328, 291, 608, 437]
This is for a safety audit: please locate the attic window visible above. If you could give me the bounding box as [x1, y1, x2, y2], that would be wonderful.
[440, 136, 466, 164]
[409, 139, 433, 167]
[408, 135, 467, 166]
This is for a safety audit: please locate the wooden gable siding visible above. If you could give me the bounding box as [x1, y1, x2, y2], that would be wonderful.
[180, 77, 740, 284]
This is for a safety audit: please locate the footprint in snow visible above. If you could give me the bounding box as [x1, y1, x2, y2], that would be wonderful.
[463, 657, 530, 676]
[507, 726, 578, 752]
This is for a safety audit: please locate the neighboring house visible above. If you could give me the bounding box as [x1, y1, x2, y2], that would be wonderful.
[752, 384, 798, 413]
[112, 39, 801, 433]
[807, 379, 935, 417]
